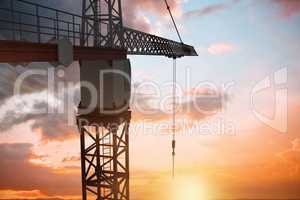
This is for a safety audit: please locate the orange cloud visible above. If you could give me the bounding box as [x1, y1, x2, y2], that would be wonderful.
[0, 143, 80, 196]
[0, 189, 45, 199]
[14, 190, 43, 198]
[208, 43, 235, 55]
[123, 0, 181, 32]
[185, 87, 217, 96]
[277, 138, 300, 176]
[0, 189, 81, 199]
[131, 87, 227, 123]
[292, 138, 300, 150]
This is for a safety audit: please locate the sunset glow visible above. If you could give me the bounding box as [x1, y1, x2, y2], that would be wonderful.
[172, 177, 209, 200]
[0, 0, 300, 199]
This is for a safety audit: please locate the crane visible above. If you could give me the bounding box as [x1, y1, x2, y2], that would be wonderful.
[0, 0, 197, 199]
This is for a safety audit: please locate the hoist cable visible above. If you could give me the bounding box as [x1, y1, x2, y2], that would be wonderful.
[164, 0, 184, 44]
[172, 58, 177, 179]
[164, 0, 181, 179]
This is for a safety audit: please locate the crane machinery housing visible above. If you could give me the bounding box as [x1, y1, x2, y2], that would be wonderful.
[0, 0, 197, 199]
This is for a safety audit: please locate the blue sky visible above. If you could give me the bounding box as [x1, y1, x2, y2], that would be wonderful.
[129, 0, 300, 137]
[131, 0, 300, 91]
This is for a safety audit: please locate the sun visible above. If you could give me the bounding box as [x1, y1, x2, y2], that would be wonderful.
[168, 176, 209, 200]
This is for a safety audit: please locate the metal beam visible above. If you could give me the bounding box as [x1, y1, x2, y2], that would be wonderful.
[0, 40, 126, 63]
[123, 27, 198, 58]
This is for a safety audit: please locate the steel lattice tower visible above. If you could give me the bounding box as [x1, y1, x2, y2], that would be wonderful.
[77, 112, 131, 200]
[79, 1, 130, 200]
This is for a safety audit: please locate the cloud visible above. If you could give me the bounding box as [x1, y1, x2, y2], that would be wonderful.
[124, 0, 180, 18]
[183, 0, 240, 19]
[123, 12, 152, 33]
[0, 63, 80, 142]
[272, 0, 300, 18]
[62, 156, 80, 163]
[0, 64, 46, 101]
[207, 42, 235, 55]
[0, 62, 80, 100]
[292, 138, 300, 151]
[184, 4, 227, 18]
[0, 189, 46, 199]
[0, 89, 80, 142]
[0, 143, 80, 196]
[122, 0, 182, 32]
[0, 66, 228, 141]
[277, 138, 300, 176]
[131, 86, 228, 123]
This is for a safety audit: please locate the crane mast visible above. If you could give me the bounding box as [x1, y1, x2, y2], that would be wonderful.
[80, 1, 130, 200]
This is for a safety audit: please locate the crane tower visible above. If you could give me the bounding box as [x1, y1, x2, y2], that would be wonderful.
[79, 1, 129, 199]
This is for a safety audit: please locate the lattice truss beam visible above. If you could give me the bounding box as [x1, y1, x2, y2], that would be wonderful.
[81, 0, 124, 48]
[123, 27, 197, 58]
[79, 120, 130, 200]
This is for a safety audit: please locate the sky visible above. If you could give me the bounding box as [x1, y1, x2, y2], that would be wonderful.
[0, 0, 300, 199]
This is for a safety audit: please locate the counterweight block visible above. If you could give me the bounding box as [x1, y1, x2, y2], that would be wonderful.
[79, 59, 131, 116]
